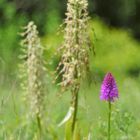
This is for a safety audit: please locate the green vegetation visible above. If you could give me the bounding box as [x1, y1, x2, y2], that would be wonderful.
[0, 17, 140, 139]
[0, 0, 140, 139]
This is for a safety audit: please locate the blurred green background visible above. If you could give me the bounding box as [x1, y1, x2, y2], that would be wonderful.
[0, 0, 140, 84]
[0, 0, 140, 139]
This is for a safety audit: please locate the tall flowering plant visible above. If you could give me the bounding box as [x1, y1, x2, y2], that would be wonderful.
[20, 21, 46, 139]
[56, 0, 93, 135]
[100, 72, 119, 140]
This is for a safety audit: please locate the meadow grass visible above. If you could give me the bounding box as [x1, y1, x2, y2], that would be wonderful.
[0, 18, 140, 139]
[0, 75, 140, 139]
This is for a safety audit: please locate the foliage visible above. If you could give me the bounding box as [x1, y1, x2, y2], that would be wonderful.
[0, 1, 140, 139]
[43, 18, 140, 81]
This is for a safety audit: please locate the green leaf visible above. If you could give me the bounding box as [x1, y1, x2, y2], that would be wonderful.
[73, 122, 81, 140]
[64, 119, 73, 140]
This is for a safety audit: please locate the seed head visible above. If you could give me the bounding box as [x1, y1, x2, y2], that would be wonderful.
[20, 21, 46, 118]
[57, 0, 92, 91]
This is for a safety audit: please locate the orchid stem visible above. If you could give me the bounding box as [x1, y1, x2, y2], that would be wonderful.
[72, 86, 79, 134]
[108, 101, 111, 140]
[36, 114, 42, 140]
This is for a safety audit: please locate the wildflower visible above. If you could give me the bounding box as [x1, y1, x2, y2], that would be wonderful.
[56, 0, 93, 134]
[100, 72, 119, 102]
[20, 21, 45, 118]
[20, 22, 46, 138]
[100, 72, 119, 140]
[56, 0, 90, 91]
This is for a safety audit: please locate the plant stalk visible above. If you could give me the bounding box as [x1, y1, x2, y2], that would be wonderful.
[108, 101, 111, 140]
[37, 114, 42, 140]
[71, 0, 80, 135]
[71, 86, 79, 133]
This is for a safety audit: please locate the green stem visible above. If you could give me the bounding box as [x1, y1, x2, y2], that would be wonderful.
[36, 114, 42, 140]
[108, 101, 111, 140]
[72, 87, 79, 134]
[71, 0, 80, 135]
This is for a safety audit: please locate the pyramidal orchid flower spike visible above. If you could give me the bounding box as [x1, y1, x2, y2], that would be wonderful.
[100, 72, 119, 102]
[100, 72, 119, 140]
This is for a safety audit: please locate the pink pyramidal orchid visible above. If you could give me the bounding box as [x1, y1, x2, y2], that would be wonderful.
[100, 72, 119, 102]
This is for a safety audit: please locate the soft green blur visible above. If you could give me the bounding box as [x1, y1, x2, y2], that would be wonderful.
[0, 0, 140, 139]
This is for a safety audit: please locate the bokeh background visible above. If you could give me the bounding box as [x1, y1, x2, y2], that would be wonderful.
[0, 0, 140, 139]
